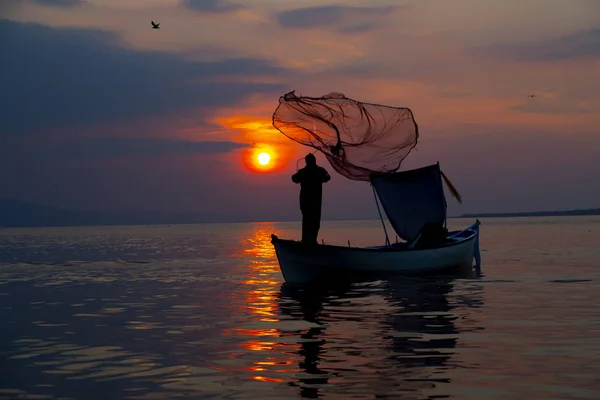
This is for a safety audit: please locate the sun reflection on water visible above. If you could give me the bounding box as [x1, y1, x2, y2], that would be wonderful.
[223, 224, 300, 385]
[240, 225, 281, 322]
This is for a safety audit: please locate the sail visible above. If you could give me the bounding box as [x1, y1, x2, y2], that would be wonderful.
[371, 163, 447, 242]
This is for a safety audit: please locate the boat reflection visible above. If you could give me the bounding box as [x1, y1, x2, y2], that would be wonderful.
[228, 224, 484, 397]
[277, 274, 484, 398]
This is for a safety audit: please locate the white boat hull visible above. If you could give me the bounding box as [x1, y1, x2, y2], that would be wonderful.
[271, 221, 481, 284]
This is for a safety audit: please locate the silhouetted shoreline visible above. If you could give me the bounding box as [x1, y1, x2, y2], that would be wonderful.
[455, 209, 600, 218]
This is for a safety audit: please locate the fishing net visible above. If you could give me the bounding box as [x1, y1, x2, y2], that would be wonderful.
[272, 91, 419, 181]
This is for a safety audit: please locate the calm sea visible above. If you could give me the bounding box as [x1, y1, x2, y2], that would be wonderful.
[1, 217, 599, 399]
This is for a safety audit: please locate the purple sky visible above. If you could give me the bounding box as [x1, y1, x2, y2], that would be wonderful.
[1, 0, 599, 220]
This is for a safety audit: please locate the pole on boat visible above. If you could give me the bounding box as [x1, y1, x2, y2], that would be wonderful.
[474, 219, 481, 270]
[372, 184, 391, 246]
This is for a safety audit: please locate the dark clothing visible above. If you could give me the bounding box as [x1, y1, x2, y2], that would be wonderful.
[412, 222, 448, 249]
[292, 164, 331, 243]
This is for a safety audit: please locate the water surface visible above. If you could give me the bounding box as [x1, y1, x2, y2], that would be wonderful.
[1, 217, 599, 399]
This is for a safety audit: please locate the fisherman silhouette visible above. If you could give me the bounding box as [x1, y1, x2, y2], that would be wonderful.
[292, 153, 331, 244]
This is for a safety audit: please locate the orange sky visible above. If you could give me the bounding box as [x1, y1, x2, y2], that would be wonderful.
[2, 0, 600, 218]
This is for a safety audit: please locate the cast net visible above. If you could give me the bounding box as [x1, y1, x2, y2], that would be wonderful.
[272, 91, 419, 181]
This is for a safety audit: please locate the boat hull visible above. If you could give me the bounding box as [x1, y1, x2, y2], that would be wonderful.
[271, 222, 480, 284]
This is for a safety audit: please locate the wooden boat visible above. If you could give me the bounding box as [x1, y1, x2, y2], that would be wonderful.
[271, 163, 482, 284]
[271, 220, 480, 284]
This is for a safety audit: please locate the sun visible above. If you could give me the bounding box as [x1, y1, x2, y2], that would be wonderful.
[257, 152, 271, 166]
[242, 144, 286, 173]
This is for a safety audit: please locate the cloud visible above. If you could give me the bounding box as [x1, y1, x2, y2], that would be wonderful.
[0, 137, 249, 162]
[29, 0, 81, 6]
[0, 19, 284, 136]
[182, 0, 243, 13]
[275, 5, 398, 33]
[60, 138, 249, 159]
[481, 28, 600, 61]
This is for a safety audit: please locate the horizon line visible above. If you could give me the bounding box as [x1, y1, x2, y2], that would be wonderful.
[1, 211, 598, 230]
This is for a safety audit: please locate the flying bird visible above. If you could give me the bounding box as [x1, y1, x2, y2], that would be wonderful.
[151, 21, 160, 29]
[528, 94, 536, 98]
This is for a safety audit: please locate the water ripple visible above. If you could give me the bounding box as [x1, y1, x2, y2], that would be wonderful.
[1, 220, 599, 399]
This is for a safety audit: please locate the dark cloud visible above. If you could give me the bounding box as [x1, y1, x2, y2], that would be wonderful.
[29, 0, 81, 6]
[0, 19, 284, 136]
[0, 137, 249, 162]
[69, 138, 250, 159]
[481, 28, 600, 61]
[182, 0, 243, 13]
[275, 5, 397, 33]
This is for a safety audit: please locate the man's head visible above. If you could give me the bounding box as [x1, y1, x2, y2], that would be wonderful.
[305, 153, 316, 166]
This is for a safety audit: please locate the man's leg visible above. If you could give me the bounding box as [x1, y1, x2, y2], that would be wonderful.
[304, 207, 320, 244]
[311, 206, 322, 243]
[301, 210, 310, 243]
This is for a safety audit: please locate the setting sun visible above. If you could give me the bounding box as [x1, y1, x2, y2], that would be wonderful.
[215, 116, 298, 174]
[241, 144, 288, 174]
[257, 152, 270, 166]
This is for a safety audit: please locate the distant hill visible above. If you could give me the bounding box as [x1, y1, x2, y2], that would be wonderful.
[456, 208, 600, 218]
[0, 198, 81, 227]
[0, 198, 233, 228]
